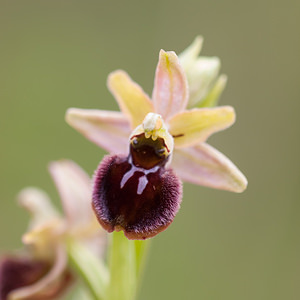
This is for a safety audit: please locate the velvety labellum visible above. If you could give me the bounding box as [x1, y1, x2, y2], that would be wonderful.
[0, 257, 72, 300]
[92, 134, 182, 240]
[0, 257, 49, 300]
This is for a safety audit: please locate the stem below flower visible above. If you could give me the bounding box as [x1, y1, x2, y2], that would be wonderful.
[106, 231, 137, 300]
[134, 239, 151, 296]
[68, 232, 152, 300]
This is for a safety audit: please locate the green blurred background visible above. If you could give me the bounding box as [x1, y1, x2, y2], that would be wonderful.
[0, 0, 299, 299]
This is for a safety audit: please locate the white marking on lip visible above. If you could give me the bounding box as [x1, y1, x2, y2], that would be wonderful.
[120, 156, 160, 195]
[137, 175, 148, 195]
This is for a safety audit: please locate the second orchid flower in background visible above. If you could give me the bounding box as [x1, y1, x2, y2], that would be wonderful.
[0, 160, 107, 300]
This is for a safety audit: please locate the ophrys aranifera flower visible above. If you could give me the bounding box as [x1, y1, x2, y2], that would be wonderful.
[66, 38, 248, 240]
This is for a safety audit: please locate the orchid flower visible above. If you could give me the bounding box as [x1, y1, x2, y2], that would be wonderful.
[66, 38, 247, 240]
[0, 160, 106, 300]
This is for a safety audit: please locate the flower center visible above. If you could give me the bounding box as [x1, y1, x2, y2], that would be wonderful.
[129, 113, 174, 169]
[92, 113, 181, 240]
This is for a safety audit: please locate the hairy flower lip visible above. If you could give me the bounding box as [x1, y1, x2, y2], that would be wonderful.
[93, 210, 172, 240]
[0, 255, 50, 300]
[0, 246, 72, 300]
[92, 154, 182, 240]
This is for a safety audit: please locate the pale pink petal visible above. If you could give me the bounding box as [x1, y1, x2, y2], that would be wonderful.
[48, 160, 95, 231]
[168, 106, 235, 148]
[18, 188, 60, 229]
[172, 143, 247, 193]
[152, 50, 189, 120]
[107, 70, 154, 129]
[66, 108, 130, 154]
[8, 246, 71, 300]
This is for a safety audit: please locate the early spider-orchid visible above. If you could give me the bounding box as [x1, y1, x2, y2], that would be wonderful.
[66, 38, 247, 240]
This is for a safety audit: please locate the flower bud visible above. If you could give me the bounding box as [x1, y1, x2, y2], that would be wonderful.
[179, 36, 225, 108]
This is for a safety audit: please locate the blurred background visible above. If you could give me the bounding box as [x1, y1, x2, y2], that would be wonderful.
[0, 0, 299, 299]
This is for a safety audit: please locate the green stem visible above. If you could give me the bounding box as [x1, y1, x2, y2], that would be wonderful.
[135, 239, 151, 281]
[106, 231, 137, 300]
[67, 238, 109, 300]
[68, 232, 152, 300]
[70, 284, 94, 300]
[134, 239, 151, 296]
